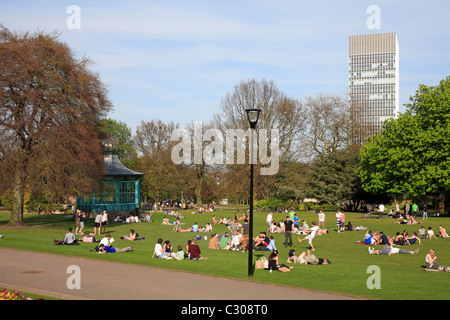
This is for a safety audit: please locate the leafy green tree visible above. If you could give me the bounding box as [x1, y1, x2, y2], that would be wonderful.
[307, 147, 365, 208]
[97, 118, 136, 168]
[358, 76, 450, 214]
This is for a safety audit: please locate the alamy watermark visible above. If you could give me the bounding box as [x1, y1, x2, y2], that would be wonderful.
[366, 265, 381, 289]
[66, 265, 81, 289]
[366, 5, 381, 30]
[171, 121, 280, 175]
[66, 5, 81, 30]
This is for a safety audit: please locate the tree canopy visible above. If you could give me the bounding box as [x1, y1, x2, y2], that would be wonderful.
[358, 76, 450, 214]
[0, 25, 112, 225]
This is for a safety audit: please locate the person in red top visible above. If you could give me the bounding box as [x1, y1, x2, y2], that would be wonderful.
[188, 239, 207, 260]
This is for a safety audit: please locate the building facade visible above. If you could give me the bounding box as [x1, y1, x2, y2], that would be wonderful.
[349, 32, 399, 143]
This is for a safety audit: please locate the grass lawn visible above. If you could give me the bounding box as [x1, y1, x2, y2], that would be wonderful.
[0, 208, 449, 300]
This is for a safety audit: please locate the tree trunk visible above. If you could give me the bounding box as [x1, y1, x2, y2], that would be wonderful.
[438, 192, 448, 216]
[8, 167, 26, 226]
[194, 182, 203, 206]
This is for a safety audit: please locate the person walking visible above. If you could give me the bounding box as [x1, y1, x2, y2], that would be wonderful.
[412, 202, 419, 218]
[422, 203, 428, 220]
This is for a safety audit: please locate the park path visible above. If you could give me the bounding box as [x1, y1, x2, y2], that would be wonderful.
[0, 248, 361, 300]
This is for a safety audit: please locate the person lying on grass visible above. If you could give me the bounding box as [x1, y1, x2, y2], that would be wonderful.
[98, 243, 134, 253]
[368, 242, 419, 255]
[287, 249, 331, 265]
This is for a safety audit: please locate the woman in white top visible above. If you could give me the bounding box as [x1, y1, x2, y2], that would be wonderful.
[425, 249, 441, 270]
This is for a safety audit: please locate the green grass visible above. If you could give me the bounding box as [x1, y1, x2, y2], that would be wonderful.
[1, 208, 449, 300]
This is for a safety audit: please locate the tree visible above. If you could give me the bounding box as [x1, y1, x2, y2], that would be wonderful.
[307, 147, 357, 205]
[0, 26, 112, 225]
[97, 119, 136, 168]
[215, 78, 305, 201]
[133, 119, 179, 157]
[357, 76, 450, 215]
[217, 78, 305, 162]
[302, 93, 353, 159]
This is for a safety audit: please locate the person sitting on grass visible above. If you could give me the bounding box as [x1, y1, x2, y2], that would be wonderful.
[53, 228, 78, 245]
[427, 227, 438, 239]
[208, 233, 219, 249]
[174, 246, 185, 260]
[255, 236, 277, 251]
[254, 231, 270, 249]
[219, 232, 232, 250]
[268, 250, 292, 271]
[424, 249, 450, 271]
[364, 230, 374, 244]
[438, 226, 450, 238]
[121, 229, 136, 241]
[152, 238, 173, 259]
[163, 240, 174, 256]
[406, 232, 422, 245]
[188, 239, 207, 260]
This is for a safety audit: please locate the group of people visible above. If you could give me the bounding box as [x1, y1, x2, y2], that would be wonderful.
[152, 237, 207, 261]
[364, 225, 449, 247]
[53, 229, 134, 254]
[63, 205, 449, 275]
[113, 212, 151, 223]
[207, 219, 250, 251]
[172, 221, 214, 233]
[365, 202, 430, 220]
[93, 210, 109, 235]
[211, 212, 249, 226]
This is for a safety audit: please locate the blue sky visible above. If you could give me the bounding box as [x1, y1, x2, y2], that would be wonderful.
[1, 0, 449, 131]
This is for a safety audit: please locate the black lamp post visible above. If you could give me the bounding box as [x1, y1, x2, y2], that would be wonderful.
[245, 107, 261, 278]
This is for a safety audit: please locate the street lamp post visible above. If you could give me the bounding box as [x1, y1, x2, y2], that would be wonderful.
[245, 108, 261, 278]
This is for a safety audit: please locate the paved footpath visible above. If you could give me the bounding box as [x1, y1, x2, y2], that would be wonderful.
[0, 248, 362, 300]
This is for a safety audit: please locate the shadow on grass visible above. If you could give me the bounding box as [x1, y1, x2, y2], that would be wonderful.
[0, 212, 74, 229]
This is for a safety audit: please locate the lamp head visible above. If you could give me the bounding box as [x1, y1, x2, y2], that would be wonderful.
[245, 108, 261, 129]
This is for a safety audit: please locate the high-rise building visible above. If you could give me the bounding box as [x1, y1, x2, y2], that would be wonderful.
[349, 32, 399, 143]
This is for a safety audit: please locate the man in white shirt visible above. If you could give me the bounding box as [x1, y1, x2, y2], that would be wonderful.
[318, 211, 325, 229]
[266, 212, 273, 233]
[99, 233, 114, 247]
[152, 238, 170, 259]
[378, 204, 385, 219]
[298, 222, 320, 251]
